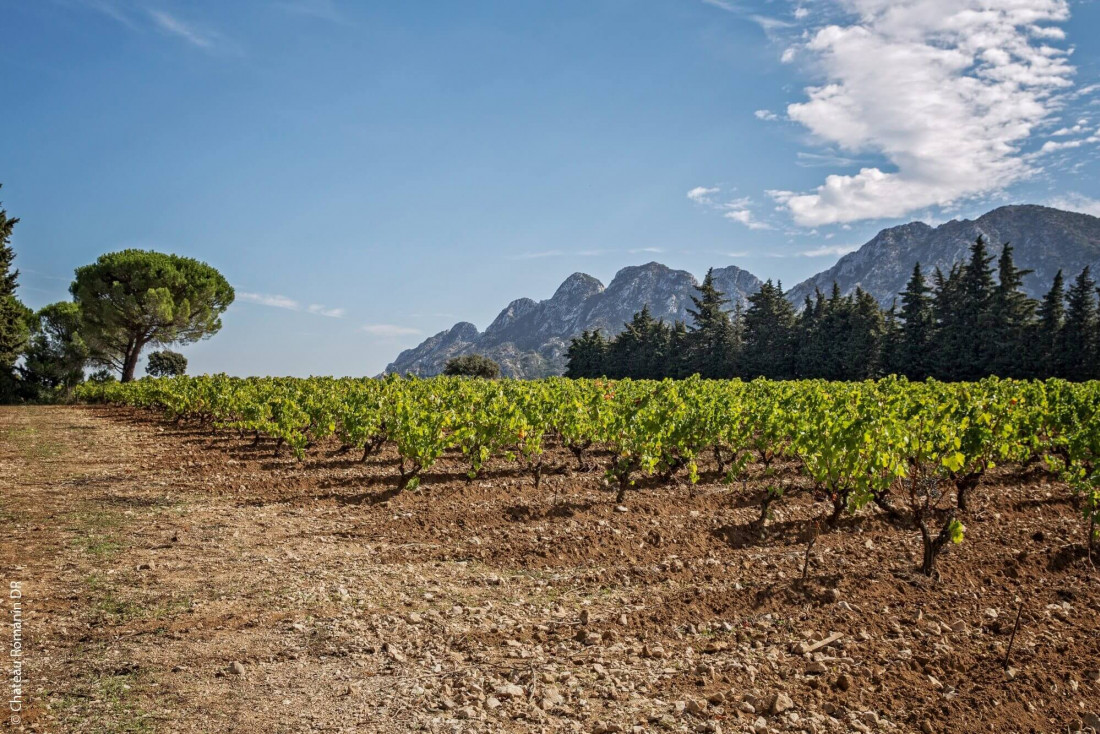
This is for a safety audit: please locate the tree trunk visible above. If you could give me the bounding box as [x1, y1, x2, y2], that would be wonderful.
[121, 340, 143, 382]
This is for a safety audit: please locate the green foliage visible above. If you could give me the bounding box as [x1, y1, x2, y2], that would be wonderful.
[146, 350, 188, 378]
[80, 374, 1100, 569]
[20, 302, 89, 400]
[0, 186, 31, 402]
[71, 250, 234, 382]
[565, 237, 1095, 383]
[443, 353, 501, 379]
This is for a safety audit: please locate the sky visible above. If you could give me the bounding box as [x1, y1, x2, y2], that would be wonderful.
[3, 0, 1100, 376]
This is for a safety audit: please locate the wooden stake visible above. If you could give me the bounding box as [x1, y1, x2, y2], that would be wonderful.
[1003, 603, 1023, 670]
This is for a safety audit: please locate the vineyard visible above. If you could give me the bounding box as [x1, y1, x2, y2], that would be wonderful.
[78, 375, 1100, 575]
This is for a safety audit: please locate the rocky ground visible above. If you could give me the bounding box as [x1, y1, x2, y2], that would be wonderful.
[1, 405, 1098, 734]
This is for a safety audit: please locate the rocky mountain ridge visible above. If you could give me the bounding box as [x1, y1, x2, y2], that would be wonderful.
[385, 263, 762, 378]
[386, 205, 1100, 378]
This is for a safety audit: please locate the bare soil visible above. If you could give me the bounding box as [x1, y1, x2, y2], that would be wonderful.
[1, 405, 1098, 734]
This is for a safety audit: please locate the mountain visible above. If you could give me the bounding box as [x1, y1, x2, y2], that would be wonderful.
[386, 205, 1100, 378]
[787, 205, 1100, 307]
[385, 263, 764, 378]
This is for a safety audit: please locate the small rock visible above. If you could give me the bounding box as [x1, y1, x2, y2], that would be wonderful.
[1082, 713, 1100, 730]
[769, 692, 794, 714]
[485, 696, 501, 710]
[752, 716, 768, 734]
[835, 674, 851, 692]
[806, 662, 828, 675]
[615, 505, 629, 512]
[138, 562, 154, 571]
[706, 691, 726, 705]
[862, 711, 880, 726]
[227, 661, 245, 676]
[920, 722, 934, 734]
[686, 698, 707, 715]
[494, 683, 525, 699]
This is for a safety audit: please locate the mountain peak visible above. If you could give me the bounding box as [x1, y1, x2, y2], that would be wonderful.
[787, 204, 1100, 306]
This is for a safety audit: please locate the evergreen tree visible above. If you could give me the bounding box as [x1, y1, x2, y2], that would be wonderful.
[20, 301, 88, 399]
[741, 280, 796, 379]
[930, 264, 966, 380]
[987, 243, 1037, 377]
[880, 302, 903, 376]
[795, 291, 826, 378]
[0, 187, 32, 401]
[898, 263, 934, 379]
[565, 330, 609, 378]
[608, 306, 673, 379]
[842, 287, 886, 379]
[955, 237, 997, 380]
[1063, 267, 1098, 381]
[684, 268, 736, 378]
[1035, 270, 1065, 377]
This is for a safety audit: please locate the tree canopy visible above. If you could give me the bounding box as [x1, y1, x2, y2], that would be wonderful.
[71, 250, 234, 381]
[146, 349, 188, 377]
[566, 238, 1100, 382]
[443, 354, 501, 378]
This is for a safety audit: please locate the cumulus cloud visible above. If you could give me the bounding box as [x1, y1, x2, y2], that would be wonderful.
[772, 0, 1090, 226]
[687, 186, 720, 204]
[724, 208, 771, 230]
[690, 188, 772, 229]
[361, 324, 422, 337]
[239, 292, 344, 317]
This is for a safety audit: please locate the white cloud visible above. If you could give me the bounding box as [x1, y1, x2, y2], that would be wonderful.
[147, 9, 218, 49]
[361, 324, 422, 337]
[772, 0, 1084, 226]
[690, 188, 772, 229]
[307, 304, 346, 318]
[239, 292, 344, 317]
[799, 244, 860, 257]
[754, 109, 779, 121]
[1046, 193, 1100, 217]
[724, 208, 771, 230]
[687, 186, 720, 204]
[629, 247, 664, 254]
[238, 292, 299, 310]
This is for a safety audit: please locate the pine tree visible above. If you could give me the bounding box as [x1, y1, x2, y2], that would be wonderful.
[741, 280, 796, 379]
[0, 187, 32, 401]
[1035, 270, 1066, 377]
[987, 243, 1037, 377]
[898, 263, 934, 379]
[684, 268, 736, 378]
[1063, 267, 1098, 381]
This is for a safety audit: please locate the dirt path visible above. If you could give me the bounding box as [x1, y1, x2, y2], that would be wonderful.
[1, 406, 1098, 734]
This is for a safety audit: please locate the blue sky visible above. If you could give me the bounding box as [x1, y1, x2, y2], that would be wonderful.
[3, 0, 1100, 376]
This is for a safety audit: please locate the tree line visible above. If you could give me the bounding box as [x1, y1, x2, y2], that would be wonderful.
[0, 185, 234, 402]
[566, 238, 1100, 381]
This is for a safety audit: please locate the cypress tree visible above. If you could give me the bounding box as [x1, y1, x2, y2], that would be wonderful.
[898, 263, 934, 379]
[1063, 267, 1098, 381]
[685, 268, 736, 378]
[1035, 270, 1065, 377]
[842, 287, 886, 379]
[565, 330, 609, 378]
[931, 264, 967, 380]
[956, 237, 997, 379]
[741, 280, 796, 379]
[987, 243, 1036, 377]
[0, 187, 31, 401]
